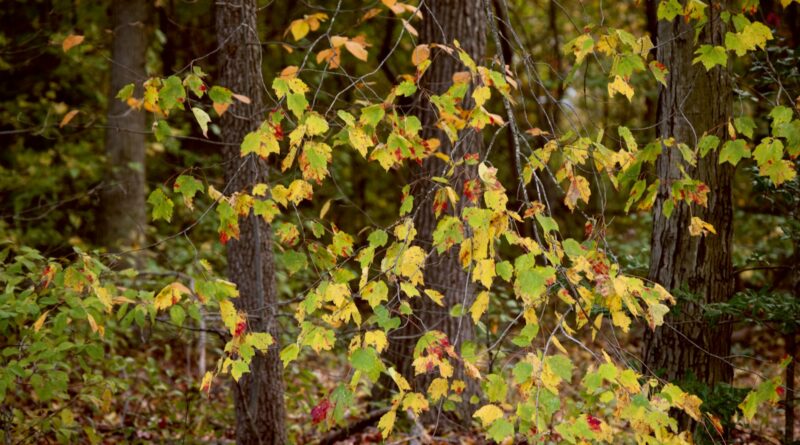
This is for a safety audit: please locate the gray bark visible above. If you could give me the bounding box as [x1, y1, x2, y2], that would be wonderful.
[642, 0, 734, 402]
[99, 0, 149, 249]
[215, 2, 287, 444]
[385, 0, 487, 424]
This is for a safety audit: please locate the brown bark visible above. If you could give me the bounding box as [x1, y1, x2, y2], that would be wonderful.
[215, 2, 287, 444]
[642, 0, 734, 410]
[99, 0, 149, 250]
[384, 0, 486, 425]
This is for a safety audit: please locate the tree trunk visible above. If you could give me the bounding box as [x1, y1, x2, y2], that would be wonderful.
[99, 0, 149, 250]
[642, 0, 734, 424]
[215, 2, 287, 444]
[384, 0, 486, 425]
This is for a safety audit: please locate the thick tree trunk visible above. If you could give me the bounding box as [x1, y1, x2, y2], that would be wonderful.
[642, 0, 734, 417]
[384, 0, 486, 424]
[99, 0, 149, 249]
[215, 2, 287, 444]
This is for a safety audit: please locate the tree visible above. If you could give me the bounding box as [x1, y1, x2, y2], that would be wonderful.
[642, 0, 734, 412]
[384, 0, 487, 422]
[215, 1, 287, 443]
[99, 0, 150, 250]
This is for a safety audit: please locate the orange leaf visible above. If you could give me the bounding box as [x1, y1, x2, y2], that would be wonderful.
[344, 41, 368, 61]
[213, 102, 230, 116]
[62, 34, 84, 52]
[411, 44, 430, 66]
[232, 93, 251, 104]
[59, 110, 79, 128]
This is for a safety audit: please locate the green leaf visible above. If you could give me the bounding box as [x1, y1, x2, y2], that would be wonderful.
[693, 45, 728, 71]
[280, 343, 300, 367]
[432, 216, 464, 253]
[484, 374, 508, 403]
[209, 86, 233, 104]
[361, 281, 388, 308]
[396, 80, 417, 97]
[116, 83, 135, 101]
[147, 189, 174, 222]
[511, 322, 539, 347]
[719, 139, 750, 166]
[173, 175, 204, 210]
[734, 116, 757, 139]
[368, 229, 388, 248]
[495, 261, 513, 282]
[697, 134, 720, 158]
[280, 250, 307, 276]
[657, 0, 682, 21]
[287, 92, 308, 118]
[350, 347, 385, 382]
[360, 104, 385, 127]
[487, 418, 515, 443]
[191, 107, 211, 138]
[158, 75, 186, 111]
[513, 361, 533, 384]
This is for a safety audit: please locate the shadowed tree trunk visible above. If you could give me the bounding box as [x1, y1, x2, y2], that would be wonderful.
[99, 0, 149, 250]
[642, 0, 734, 428]
[215, 2, 287, 444]
[384, 0, 487, 425]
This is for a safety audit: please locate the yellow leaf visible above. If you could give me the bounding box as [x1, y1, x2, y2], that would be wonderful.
[424, 289, 444, 306]
[689, 216, 717, 237]
[200, 371, 214, 393]
[86, 313, 100, 335]
[289, 19, 310, 41]
[154, 282, 190, 311]
[33, 310, 49, 332]
[59, 109, 79, 128]
[551, 335, 568, 354]
[388, 367, 411, 391]
[473, 404, 504, 428]
[470, 291, 490, 324]
[94, 285, 114, 313]
[402, 392, 429, 416]
[287, 179, 313, 205]
[428, 377, 448, 401]
[608, 75, 634, 101]
[252, 183, 268, 196]
[473, 258, 495, 288]
[378, 410, 396, 438]
[564, 175, 591, 211]
[398, 246, 426, 286]
[219, 299, 238, 334]
[411, 44, 430, 66]
[62, 34, 84, 52]
[320, 200, 332, 219]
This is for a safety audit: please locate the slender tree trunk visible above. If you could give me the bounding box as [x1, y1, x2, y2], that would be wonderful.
[99, 0, 149, 249]
[384, 0, 486, 424]
[642, 0, 734, 427]
[215, 2, 287, 444]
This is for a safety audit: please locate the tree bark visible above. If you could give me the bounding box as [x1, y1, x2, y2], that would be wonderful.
[384, 0, 486, 424]
[99, 0, 149, 250]
[215, 2, 287, 444]
[642, 0, 734, 420]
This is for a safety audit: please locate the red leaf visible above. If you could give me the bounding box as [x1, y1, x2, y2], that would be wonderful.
[587, 414, 601, 432]
[311, 399, 332, 424]
[234, 320, 247, 337]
